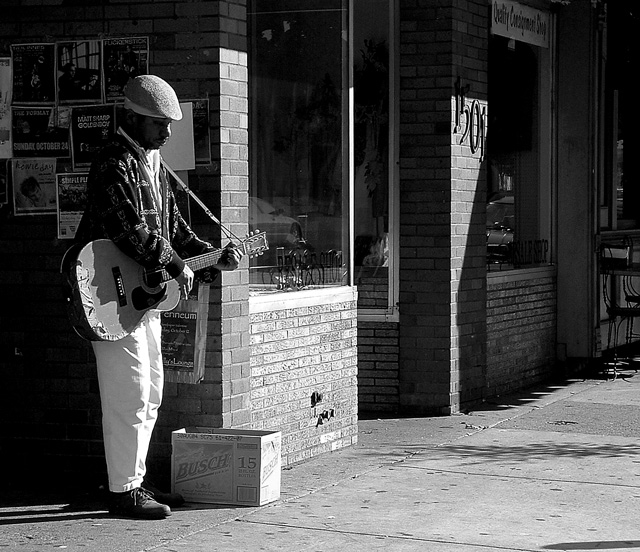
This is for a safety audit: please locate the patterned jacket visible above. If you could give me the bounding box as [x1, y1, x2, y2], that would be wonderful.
[76, 131, 217, 282]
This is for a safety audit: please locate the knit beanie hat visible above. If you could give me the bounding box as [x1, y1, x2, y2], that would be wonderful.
[123, 75, 183, 121]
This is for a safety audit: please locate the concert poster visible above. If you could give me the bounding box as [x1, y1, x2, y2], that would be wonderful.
[11, 43, 56, 104]
[189, 98, 212, 166]
[0, 159, 8, 205]
[56, 172, 88, 239]
[161, 282, 210, 384]
[12, 157, 57, 215]
[56, 40, 103, 104]
[12, 106, 71, 158]
[103, 37, 149, 102]
[70, 104, 115, 170]
[0, 57, 11, 158]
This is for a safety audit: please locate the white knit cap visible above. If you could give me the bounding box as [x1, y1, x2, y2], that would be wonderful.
[123, 75, 183, 121]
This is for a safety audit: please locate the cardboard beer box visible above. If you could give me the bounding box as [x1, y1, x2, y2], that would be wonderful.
[171, 428, 281, 506]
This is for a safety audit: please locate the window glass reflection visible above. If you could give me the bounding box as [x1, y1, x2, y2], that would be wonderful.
[487, 35, 551, 270]
[248, 0, 349, 290]
[354, 0, 390, 309]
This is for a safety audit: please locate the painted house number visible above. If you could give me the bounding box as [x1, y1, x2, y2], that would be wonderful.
[454, 77, 486, 159]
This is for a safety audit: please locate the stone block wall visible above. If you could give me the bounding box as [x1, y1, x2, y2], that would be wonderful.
[249, 289, 359, 466]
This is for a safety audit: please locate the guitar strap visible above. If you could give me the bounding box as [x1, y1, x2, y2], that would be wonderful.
[161, 159, 242, 243]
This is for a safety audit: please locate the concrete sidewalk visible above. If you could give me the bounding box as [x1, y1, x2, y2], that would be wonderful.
[3, 370, 640, 551]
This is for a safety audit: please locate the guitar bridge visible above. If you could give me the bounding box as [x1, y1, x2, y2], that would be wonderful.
[112, 266, 127, 307]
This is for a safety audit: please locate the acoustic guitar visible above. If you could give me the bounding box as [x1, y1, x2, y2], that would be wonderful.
[61, 231, 268, 341]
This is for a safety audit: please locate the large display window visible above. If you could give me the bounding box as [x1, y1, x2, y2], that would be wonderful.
[353, 0, 397, 316]
[487, 2, 554, 271]
[601, 1, 639, 231]
[248, 0, 350, 291]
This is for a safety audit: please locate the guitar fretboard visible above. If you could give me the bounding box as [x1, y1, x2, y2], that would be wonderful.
[154, 247, 225, 283]
[186, 249, 225, 273]
[148, 232, 267, 284]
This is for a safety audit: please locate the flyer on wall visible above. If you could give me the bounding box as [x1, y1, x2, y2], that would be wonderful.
[70, 104, 115, 170]
[56, 172, 88, 239]
[12, 157, 57, 215]
[11, 43, 56, 104]
[0, 57, 11, 158]
[56, 40, 103, 104]
[12, 106, 71, 158]
[103, 37, 149, 102]
[161, 282, 210, 384]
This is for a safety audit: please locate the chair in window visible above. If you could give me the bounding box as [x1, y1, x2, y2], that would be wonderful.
[601, 241, 640, 378]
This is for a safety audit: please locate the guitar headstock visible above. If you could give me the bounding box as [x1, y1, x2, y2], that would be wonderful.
[240, 230, 269, 258]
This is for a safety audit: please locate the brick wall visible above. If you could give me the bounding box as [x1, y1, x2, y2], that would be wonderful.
[0, 0, 360, 489]
[358, 267, 558, 414]
[249, 289, 358, 466]
[357, 321, 400, 414]
[397, 0, 488, 414]
[486, 270, 557, 396]
[0, 0, 258, 487]
[356, 267, 390, 309]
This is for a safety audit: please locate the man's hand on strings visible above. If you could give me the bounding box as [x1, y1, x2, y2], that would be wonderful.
[176, 265, 195, 299]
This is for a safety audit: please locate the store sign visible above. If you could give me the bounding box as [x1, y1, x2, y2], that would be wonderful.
[491, 0, 550, 49]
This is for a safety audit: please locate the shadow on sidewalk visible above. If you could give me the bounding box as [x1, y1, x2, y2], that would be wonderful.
[360, 376, 584, 421]
[543, 541, 640, 550]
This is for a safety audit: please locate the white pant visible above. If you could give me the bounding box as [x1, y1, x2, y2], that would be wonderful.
[92, 311, 164, 493]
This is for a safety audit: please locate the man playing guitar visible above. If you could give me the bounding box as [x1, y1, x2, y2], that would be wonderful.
[73, 75, 242, 520]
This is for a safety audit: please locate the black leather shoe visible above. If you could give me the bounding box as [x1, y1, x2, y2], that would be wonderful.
[142, 482, 185, 508]
[109, 487, 171, 520]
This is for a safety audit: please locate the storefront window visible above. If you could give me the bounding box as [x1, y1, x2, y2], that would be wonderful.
[353, 0, 393, 312]
[248, 0, 350, 291]
[487, 4, 553, 271]
[602, 1, 639, 231]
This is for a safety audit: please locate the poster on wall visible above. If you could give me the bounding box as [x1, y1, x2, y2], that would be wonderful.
[0, 57, 11, 158]
[11, 43, 56, 104]
[12, 106, 70, 158]
[56, 172, 88, 239]
[103, 37, 149, 102]
[12, 157, 57, 215]
[0, 159, 8, 205]
[70, 104, 115, 170]
[161, 282, 210, 384]
[56, 40, 103, 104]
[189, 98, 212, 166]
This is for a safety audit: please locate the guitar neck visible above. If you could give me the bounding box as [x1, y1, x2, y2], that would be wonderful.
[156, 247, 225, 283]
[186, 248, 224, 273]
[150, 231, 267, 284]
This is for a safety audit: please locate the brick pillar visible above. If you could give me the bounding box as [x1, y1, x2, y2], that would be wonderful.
[398, 0, 488, 415]
[196, 0, 251, 428]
